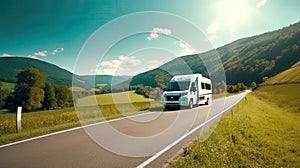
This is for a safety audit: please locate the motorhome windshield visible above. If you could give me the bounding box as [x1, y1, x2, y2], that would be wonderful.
[166, 81, 190, 91]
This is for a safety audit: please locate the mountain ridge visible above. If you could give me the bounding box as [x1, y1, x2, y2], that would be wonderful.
[129, 21, 300, 87]
[1, 21, 299, 89]
[0, 57, 130, 89]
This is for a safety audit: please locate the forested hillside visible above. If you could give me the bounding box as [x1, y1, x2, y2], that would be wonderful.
[130, 21, 300, 87]
[0, 57, 130, 89]
[261, 60, 300, 85]
[0, 57, 74, 86]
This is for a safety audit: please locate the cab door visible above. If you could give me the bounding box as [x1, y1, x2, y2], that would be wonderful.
[190, 81, 197, 105]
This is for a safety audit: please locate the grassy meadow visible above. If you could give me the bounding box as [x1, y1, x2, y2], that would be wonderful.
[254, 84, 300, 112]
[262, 60, 300, 85]
[1, 82, 15, 90]
[170, 84, 300, 167]
[0, 91, 162, 145]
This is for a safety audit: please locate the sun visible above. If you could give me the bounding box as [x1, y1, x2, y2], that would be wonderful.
[219, 0, 250, 27]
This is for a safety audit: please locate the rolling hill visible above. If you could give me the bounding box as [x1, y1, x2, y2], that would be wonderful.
[1, 21, 299, 90]
[0, 57, 130, 89]
[0, 57, 74, 86]
[261, 60, 300, 85]
[129, 21, 300, 87]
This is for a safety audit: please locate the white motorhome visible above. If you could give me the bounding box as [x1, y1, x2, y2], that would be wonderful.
[162, 74, 212, 110]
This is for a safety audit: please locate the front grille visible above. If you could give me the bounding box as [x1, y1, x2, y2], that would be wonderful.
[166, 95, 180, 101]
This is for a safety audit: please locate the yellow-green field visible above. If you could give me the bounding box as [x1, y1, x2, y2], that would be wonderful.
[255, 84, 300, 112]
[170, 84, 300, 167]
[1, 82, 15, 90]
[78, 90, 152, 106]
[263, 60, 300, 85]
[0, 91, 161, 145]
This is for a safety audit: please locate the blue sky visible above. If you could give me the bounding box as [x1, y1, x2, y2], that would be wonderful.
[0, 0, 299, 75]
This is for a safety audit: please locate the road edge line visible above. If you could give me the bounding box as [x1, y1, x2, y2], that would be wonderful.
[136, 90, 250, 168]
[0, 112, 152, 149]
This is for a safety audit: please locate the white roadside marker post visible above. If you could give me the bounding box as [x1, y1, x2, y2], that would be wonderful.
[16, 106, 22, 133]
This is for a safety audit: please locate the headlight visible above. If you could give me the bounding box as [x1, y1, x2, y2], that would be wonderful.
[181, 92, 188, 96]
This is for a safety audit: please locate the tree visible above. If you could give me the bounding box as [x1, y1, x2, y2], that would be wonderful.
[14, 67, 45, 112]
[4, 92, 15, 111]
[43, 82, 57, 110]
[55, 86, 73, 108]
[250, 82, 257, 91]
[0, 81, 4, 108]
[149, 87, 162, 100]
[134, 85, 151, 98]
[262, 76, 269, 83]
[237, 82, 247, 91]
[212, 81, 227, 94]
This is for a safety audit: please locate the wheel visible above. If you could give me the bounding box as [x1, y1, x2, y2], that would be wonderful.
[205, 98, 209, 105]
[164, 105, 169, 111]
[188, 100, 193, 109]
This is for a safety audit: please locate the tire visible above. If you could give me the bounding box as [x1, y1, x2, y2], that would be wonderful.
[164, 105, 169, 111]
[188, 100, 193, 109]
[205, 98, 209, 105]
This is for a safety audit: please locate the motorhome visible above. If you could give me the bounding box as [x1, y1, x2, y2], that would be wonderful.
[162, 74, 212, 110]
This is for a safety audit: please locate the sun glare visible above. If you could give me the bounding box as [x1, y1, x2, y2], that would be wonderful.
[219, 0, 250, 27]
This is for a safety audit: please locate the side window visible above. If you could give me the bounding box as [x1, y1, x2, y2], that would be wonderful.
[201, 82, 205, 89]
[205, 83, 211, 90]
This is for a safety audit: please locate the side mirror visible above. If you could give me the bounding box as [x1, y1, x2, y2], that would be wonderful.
[191, 86, 196, 92]
[163, 88, 166, 92]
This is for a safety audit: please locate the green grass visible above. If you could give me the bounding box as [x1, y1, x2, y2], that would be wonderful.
[78, 90, 152, 106]
[170, 89, 300, 167]
[263, 60, 300, 85]
[254, 84, 300, 112]
[0, 91, 162, 145]
[1, 82, 15, 90]
[212, 90, 246, 100]
[0, 107, 79, 144]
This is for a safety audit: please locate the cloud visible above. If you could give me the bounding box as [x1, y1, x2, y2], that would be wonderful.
[52, 48, 64, 55]
[207, 21, 220, 35]
[94, 55, 141, 75]
[34, 50, 47, 57]
[118, 55, 141, 66]
[147, 28, 171, 40]
[179, 40, 196, 56]
[206, 20, 220, 41]
[1, 53, 12, 57]
[256, 0, 267, 8]
[28, 50, 48, 59]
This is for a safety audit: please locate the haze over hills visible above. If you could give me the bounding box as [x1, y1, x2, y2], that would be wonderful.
[130, 21, 300, 87]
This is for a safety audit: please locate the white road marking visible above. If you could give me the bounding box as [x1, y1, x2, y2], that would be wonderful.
[136, 90, 250, 168]
[0, 91, 250, 167]
[0, 112, 152, 149]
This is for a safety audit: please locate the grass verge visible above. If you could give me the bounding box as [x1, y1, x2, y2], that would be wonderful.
[169, 92, 300, 167]
[0, 100, 162, 145]
[254, 83, 300, 112]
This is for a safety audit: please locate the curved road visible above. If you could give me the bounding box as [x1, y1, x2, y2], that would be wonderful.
[0, 91, 249, 168]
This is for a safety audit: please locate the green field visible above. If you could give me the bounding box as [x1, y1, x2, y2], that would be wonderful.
[263, 60, 300, 85]
[78, 90, 152, 106]
[1, 82, 15, 91]
[170, 84, 300, 167]
[0, 91, 161, 145]
[255, 84, 300, 112]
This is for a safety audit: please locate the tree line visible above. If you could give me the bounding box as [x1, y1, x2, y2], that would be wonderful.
[0, 67, 73, 112]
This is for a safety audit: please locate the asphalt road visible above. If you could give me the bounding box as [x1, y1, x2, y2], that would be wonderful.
[0, 91, 249, 168]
